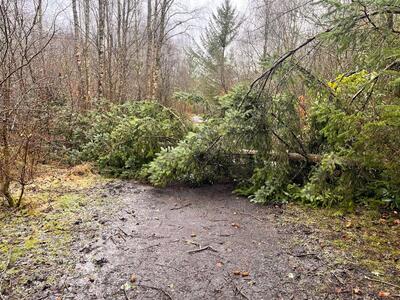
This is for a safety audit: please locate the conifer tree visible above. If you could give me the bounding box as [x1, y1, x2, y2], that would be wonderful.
[190, 0, 241, 95]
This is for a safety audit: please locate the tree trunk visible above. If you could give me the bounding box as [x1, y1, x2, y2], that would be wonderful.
[97, 0, 106, 99]
[146, 0, 154, 98]
[0, 80, 14, 207]
[72, 0, 85, 105]
[220, 46, 227, 93]
[106, 0, 114, 101]
[83, 0, 91, 105]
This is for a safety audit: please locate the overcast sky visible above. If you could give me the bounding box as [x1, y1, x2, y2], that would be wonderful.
[194, 0, 249, 12]
[47, 0, 250, 32]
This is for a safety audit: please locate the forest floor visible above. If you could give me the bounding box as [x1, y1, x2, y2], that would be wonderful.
[0, 166, 399, 300]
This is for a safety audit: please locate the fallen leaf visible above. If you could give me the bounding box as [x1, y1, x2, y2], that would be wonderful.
[345, 220, 352, 228]
[335, 287, 342, 294]
[233, 270, 241, 276]
[379, 219, 387, 225]
[130, 274, 137, 283]
[378, 291, 390, 298]
[241, 272, 250, 277]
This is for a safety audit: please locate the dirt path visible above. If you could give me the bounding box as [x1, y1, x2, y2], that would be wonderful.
[50, 182, 369, 300]
[2, 178, 397, 300]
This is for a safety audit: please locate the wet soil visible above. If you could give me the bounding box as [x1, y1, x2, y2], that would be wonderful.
[2, 181, 398, 299]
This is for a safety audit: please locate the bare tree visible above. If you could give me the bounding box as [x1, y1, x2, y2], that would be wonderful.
[0, 0, 56, 207]
[72, 0, 85, 103]
[97, 0, 106, 99]
[83, 0, 91, 104]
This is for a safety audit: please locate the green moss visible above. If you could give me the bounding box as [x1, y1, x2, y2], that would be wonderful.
[24, 236, 39, 250]
[283, 203, 400, 285]
[56, 194, 84, 211]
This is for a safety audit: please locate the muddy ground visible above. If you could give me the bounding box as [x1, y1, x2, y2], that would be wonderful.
[1, 174, 399, 300]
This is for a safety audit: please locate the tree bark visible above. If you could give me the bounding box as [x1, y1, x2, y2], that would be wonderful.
[146, 0, 154, 99]
[83, 0, 91, 105]
[97, 0, 106, 99]
[0, 80, 14, 207]
[72, 0, 85, 105]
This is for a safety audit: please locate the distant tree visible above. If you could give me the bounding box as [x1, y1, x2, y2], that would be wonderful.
[190, 0, 241, 95]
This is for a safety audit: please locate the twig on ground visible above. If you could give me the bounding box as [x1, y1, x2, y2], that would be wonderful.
[187, 245, 218, 254]
[123, 289, 131, 300]
[155, 263, 182, 272]
[142, 243, 161, 250]
[118, 227, 130, 237]
[139, 284, 173, 300]
[170, 203, 192, 210]
[289, 252, 320, 260]
[364, 276, 400, 289]
[237, 212, 264, 222]
[233, 284, 250, 300]
[332, 272, 345, 285]
[225, 272, 250, 300]
[109, 236, 117, 245]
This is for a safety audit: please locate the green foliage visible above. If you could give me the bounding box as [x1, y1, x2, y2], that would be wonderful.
[173, 91, 205, 105]
[236, 161, 291, 205]
[145, 85, 263, 187]
[73, 101, 188, 178]
[300, 71, 400, 209]
[144, 123, 234, 186]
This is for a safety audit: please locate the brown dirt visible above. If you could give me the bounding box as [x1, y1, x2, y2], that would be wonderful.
[1, 180, 399, 299]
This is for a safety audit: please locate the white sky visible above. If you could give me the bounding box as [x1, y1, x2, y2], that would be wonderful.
[194, 0, 249, 12]
[46, 0, 250, 32]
